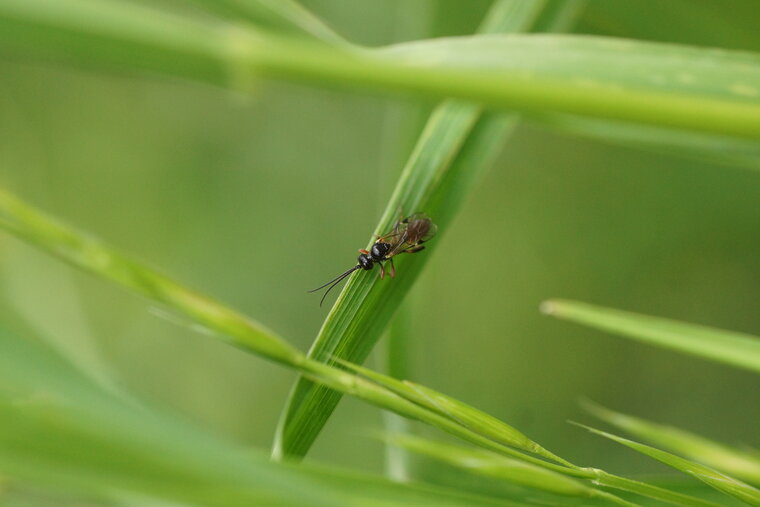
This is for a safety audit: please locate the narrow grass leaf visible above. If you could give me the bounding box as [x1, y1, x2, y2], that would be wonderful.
[0, 188, 303, 367]
[273, 0, 583, 461]
[0, 184, 579, 491]
[407, 380, 573, 466]
[532, 115, 760, 171]
[399, 386, 718, 506]
[542, 300, 760, 374]
[0, 187, 605, 490]
[181, 0, 346, 44]
[0, 190, 713, 506]
[3, 243, 127, 400]
[588, 471, 720, 507]
[298, 359, 583, 478]
[0, 327, 513, 507]
[273, 108, 517, 458]
[307, 363, 713, 507]
[576, 423, 760, 506]
[1, 0, 760, 138]
[336, 359, 570, 465]
[386, 434, 636, 506]
[375, 34, 760, 139]
[584, 401, 760, 485]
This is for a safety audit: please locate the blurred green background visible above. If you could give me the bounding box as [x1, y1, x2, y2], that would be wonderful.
[1, 0, 758, 478]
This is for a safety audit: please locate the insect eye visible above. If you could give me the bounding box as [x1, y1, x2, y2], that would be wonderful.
[357, 254, 373, 270]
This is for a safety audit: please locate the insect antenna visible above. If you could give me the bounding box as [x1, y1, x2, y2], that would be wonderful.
[308, 265, 360, 306]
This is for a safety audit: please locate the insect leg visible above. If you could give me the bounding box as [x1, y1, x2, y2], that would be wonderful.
[389, 258, 396, 278]
[379, 262, 386, 280]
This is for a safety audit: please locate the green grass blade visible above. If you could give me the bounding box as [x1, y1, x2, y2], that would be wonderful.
[585, 401, 760, 485]
[181, 0, 346, 44]
[0, 186, 571, 482]
[0, 188, 303, 367]
[273, 0, 559, 460]
[0, 188, 608, 488]
[0, 326, 517, 507]
[385, 434, 717, 507]
[589, 472, 719, 507]
[1, 0, 760, 138]
[542, 300, 760, 373]
[298, 361, 583, 479]
[2, 243, 128, 400]
[337, 359, 571, 466]
[290, 361, 714, 506]
[532, 115, 760, 171]
[0, 188, 715, 507]
[576, 423, 760, 506]
[386, 434, 636, 506]
[273, 109, 516, 459]
[375, 34, 760, 139]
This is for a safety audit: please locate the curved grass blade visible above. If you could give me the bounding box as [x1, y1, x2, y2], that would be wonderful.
[0, 187, 571, 480]
[541, 300, 760, 374]
[273, 0, 565, 460]
[3, 243, 128, 400]
[0, 188, 303, 367]
[337, 358, 571, 466]
[0, 185, 575, 474]
[0, 326, 516, 507]
[575, 423, 760, 506]
[386, 434, 636, 506]
[531, 114, 760, 172]
[181, 0, 346, 45]
[302, 362, 718, 507]
[1, 0, 760, 138]
[376, 0, 586, 483]
[584, 401, 760, 485]
[0, 188, 714, 507]
[330, 362, 716, 507]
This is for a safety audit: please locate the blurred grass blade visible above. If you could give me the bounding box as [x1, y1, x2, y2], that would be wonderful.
[337, 359, 570, 465]
[181, 0, 346, 44]
[387, 435, 636, 506]
[532, 115, 760, 171]
[0, 184, 578, 475]
[542, 300, 760, 373]
[273, 0, 563, 460]
[0, 326, 330, 507]
[299, 360, 583, 478]
[1, 0, 760, 138]
[375, 35, 760, 139]
[3, 243, 127, 400]
[0, 185, 572, 482]
[0, 189, 713, 507]
[584, 401, 760, 485]
[341, 367, 718, 506]
[303, 361, 714, 507]
[0, 187, 304, 367]
[0, 402, 515, 507]
[0, 187, 594, 485]
[588, 472, 718, 507]
[405, 381, 573, 466]
[576, 423, 760, 506]
[0, 327, 513, 507]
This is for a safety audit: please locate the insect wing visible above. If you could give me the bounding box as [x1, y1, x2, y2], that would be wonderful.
[386, 213, 437, 257]
[403, 213, 437, 243]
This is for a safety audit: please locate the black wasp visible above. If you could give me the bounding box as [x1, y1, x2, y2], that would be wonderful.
[309, 213, 437, 306]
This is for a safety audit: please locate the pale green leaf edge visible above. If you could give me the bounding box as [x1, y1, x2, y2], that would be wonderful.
[542, 299, 760, 373]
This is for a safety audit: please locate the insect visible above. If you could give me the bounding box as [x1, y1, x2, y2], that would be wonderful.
[309, 213, 437, 306]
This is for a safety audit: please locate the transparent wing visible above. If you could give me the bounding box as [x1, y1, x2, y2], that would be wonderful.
[385, 213, 437, 257]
